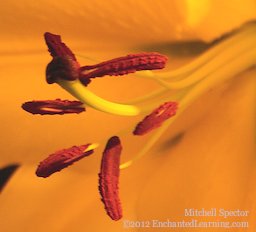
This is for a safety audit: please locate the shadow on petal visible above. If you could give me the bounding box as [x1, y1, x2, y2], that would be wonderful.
[0, 164, 19, 193]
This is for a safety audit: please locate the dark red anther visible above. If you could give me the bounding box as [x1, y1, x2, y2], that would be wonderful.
[46, 55, 81, 84]
[36, 144, 93, 178]
[44, 33, 168, 86]
[44, 32, 77, 60]
[99, 136, 123, 221]
[79, 52, 168, 86]
[133, 101, 178, 135]
[22, 99, 85, 115]
[44, 32, 81, 84]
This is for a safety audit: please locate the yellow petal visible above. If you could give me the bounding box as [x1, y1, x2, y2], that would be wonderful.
[0, 1, 255, 231]
[1, 0, 256, 54]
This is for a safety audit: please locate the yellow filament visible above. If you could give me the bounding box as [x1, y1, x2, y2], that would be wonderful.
[133, 23, 256, 80]
[120, 25, 256, 168]
[57, 78, 178, 116]
[62, 23, 256, 169]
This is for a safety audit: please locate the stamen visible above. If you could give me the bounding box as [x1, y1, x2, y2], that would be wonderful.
[22, 99, 85, 115]
[79, 53, 168, 86]
[36, 144, 93, 178]
[98, 136, 122, 221]
[133, 101, 178, 135]
[46, 55, 80, 84]
[44, 32, 81, 84]
[57, 78, 178, 116]
[120, 24, 256, 168]
[44, 32, 168, 88]
[44, 32, 77, 60]
[23, 24, 256, 221]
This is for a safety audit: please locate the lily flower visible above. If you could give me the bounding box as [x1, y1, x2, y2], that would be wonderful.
[20, 22, 256, 225]
[0, 0, 256, 231]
